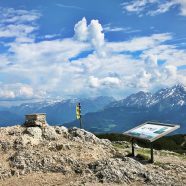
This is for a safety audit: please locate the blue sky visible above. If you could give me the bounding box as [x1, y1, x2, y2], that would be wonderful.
[0, 0, 186, 104]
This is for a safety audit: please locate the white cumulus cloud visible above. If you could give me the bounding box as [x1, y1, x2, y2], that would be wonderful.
[89, 76, 121, 88]
[0, 83, 44, 101]
[74, 17, 106, 56]
[74, 17, 88, 41]
[0, 11, 186, 101]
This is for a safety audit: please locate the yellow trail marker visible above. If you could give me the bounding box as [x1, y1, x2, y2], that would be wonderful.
[76, 105, 81, 119]
[76, 103, 82, 128]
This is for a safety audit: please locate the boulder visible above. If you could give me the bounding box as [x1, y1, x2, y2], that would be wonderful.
[54, 126, 69, 137]
[89, 157, 146, 184]
[68, 127, 100, 144]
[42, 126, 58, 140]
[26, 127, 42, 139]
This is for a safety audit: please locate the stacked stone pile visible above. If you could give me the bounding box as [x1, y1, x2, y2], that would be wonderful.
[23, 113, 48, 127]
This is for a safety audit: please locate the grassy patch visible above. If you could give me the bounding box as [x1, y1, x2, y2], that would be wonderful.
[112, 143, 125, 149]
[136, 148, 150, 155]
[96, 133, 186, 154]
[136, 153, 149, 161]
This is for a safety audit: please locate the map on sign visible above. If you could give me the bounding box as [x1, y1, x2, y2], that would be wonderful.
[124, 122, 180, 142]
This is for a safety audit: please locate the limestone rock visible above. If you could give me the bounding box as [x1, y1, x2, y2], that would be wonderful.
[89, 157, 146, 184]
[54, 126, 69, 137]
[25, 127, 42, 139]
[68, 127, 100, 144]
[0, 141, 12, 152]
[0, 125, 186, 186]
[0, 167, 11, 179]
[42, 126, 58, 140]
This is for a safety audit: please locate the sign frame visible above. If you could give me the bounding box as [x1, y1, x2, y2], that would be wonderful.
[123, 121, 180, 163]
[123, 121, 180, 142]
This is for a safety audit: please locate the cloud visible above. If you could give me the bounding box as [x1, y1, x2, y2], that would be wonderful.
[0, 90, 15, 100]
[122, 0, 152, 13]
[9, 38, 90, 65]
[0, 24, 37, 38]
[89, 76, 121, 88]
[107, 33, 172, 52]
[74, 17, 106, 56]
[0, 7, 40, 43]
[122, 0, 186, 16]
[0, 83, 44, 101]
[164, 65, 177, 78]
[103, 25, 141, 33]
[141, 44, 186, 66]
[56, 3, 82, 10]
[132, 54, 180, 90]
[145, 54, 158, 67]
[0, 14, 186, 101]
[176, 0, 186, 16]
[148, 1, 177, 16]
[42, 34, 61, 39]
[103, 24, 127, 32]
[74, 17, 88, 41]
[0, 7, 41, 23]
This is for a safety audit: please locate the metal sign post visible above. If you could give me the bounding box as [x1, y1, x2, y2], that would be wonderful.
[150, 143, 154, 163]
[76, 103, 82, 129]
[131, 138, 135, 157]
[124, 121, 180, 163]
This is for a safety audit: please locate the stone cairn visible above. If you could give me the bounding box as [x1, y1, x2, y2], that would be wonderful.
[23, 113, 48, 128]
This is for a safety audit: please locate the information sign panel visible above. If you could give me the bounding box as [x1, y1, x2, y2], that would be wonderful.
[123, 121, 180, 142]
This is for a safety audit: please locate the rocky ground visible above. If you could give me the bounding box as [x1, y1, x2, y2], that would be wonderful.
[0, 125, 186, 186]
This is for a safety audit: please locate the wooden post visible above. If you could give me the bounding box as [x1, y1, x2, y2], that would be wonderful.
[131, 138, 135, 157]
[80, 116, 82, 129]
[76, 103, 83, 129]
[150, 143, 154, 163]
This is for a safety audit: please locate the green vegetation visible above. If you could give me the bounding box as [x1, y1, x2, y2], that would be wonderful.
[112, 143, 126, 149]
[135, 153, 149, 161]
[96, 133, 130, 141]
[96, 133, 186, 154]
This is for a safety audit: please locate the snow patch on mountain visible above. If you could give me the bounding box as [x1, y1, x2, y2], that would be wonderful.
[108, 84, 186, 109]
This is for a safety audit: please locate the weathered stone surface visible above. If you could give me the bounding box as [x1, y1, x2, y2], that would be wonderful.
[48, 142, 71, 151]
[42, 126, 58, 140]
[23, 113, 47, 127]
[89, 157, 146, 184]
[0, 141, 12, 151]
[69, 127, 101, 144]
[0, 125, 186, 186]
[26, 127, 42, 139]
[54, 126, 68, 137]
[10, 151, 67, 174]
[0, 167, 11, 179]
[99, 139, 112, 146]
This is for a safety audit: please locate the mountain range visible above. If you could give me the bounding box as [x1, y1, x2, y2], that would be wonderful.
[66, 84, 186, 133]
[0, 96, 114, 126]
[0, 84, 186, 133]
[108, 84, 186, 109]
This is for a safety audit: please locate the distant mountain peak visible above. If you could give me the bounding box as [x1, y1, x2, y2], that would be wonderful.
[172, 84, 186, 92]
[108, 84, 186, 109]
[154, 84, 186, 100]
[133, 91, 152, 97]
[173, 83, 185, 88]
